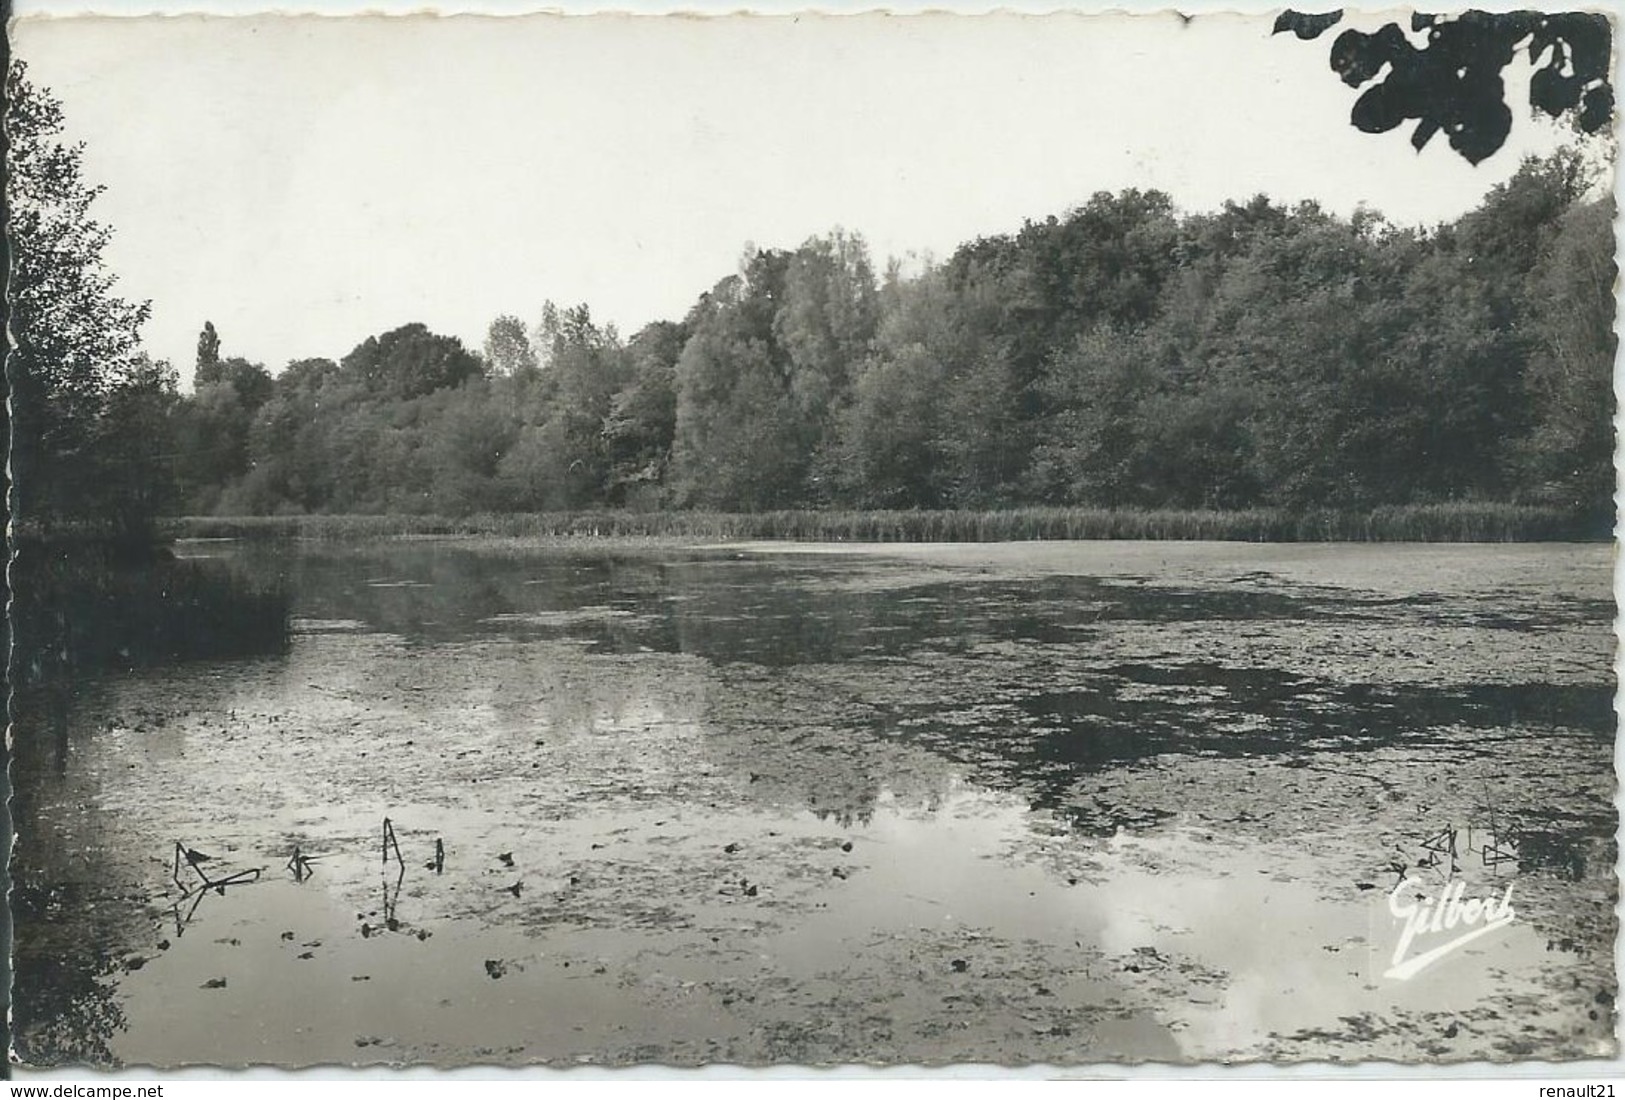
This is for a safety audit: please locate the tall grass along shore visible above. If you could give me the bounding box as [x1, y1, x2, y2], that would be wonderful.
[169, 503, 1603, 545]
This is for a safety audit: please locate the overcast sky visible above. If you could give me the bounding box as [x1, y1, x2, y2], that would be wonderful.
[11, 6, 1597, 385]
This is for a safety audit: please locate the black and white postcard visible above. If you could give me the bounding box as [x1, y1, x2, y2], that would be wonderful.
[6, 7, 1618, 1072]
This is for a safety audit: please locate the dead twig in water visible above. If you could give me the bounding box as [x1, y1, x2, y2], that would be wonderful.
[381, 817, 405, 868]
[287, 846, 317, 882]
[167, 886, 209, 937]
[173, 840, 261, 894]
[381, 862, 405, 931]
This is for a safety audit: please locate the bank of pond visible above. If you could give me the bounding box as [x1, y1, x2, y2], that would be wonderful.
[14, 502, 1601, 684]
[169, 502, 1605, 546]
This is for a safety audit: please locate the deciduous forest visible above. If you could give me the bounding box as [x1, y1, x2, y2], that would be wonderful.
[159, 153, 1614, 533]
[7, 53, 1616, 544]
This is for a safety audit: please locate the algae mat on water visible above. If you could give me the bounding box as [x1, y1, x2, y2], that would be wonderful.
[9, 541, 1616, 1067]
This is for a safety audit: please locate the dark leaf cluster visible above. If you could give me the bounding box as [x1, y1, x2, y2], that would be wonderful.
[1275, 9, 1613, 163]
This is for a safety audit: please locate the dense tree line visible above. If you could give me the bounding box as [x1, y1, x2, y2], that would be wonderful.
[161, 149, 1613, 527]
[5, 56, 1614, 542]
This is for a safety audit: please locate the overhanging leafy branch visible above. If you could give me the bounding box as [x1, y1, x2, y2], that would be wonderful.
[1274, 10, 1614, 164]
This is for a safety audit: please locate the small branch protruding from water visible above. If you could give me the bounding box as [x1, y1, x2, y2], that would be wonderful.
[172, 839, 260, 894]
[382, 816, 405, 868]
[287, 846, 316, 882]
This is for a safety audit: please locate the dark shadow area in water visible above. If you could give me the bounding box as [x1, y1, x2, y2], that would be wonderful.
[1507, 809, 1617, 883]
[11, 545, 291, 688]
[8, 657, 290, 1068]
[862, 668, 1614, 835]
[244, 544, 1593, 665]
[1014, 670, 1615, 757]
[7, 880, 134, 1067]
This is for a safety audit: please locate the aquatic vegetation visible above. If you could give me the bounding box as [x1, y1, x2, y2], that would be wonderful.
[8, 541, 1613, 1066]
[171, 502, 1600, 546]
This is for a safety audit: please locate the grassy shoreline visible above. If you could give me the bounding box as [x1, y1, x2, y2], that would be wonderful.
[166, 503, 1609, 544]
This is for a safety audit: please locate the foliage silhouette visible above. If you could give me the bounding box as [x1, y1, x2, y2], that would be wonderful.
[1274, 10, 1613, 163]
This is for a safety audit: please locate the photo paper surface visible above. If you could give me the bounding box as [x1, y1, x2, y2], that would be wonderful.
[6, 8, 1618, 1070]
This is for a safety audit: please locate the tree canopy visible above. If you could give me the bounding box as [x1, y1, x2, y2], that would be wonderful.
[161, 157, 1613, 532]
[339, 322, 486, 400]
[6, 60, 174, 541]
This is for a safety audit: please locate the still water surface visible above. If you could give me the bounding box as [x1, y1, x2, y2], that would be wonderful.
[11, 540, 1616, 1066]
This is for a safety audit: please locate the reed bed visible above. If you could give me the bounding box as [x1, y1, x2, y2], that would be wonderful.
[168, 502, 1603, 544]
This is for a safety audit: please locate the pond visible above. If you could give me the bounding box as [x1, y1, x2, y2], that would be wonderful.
[10, 539, 1617, 1067]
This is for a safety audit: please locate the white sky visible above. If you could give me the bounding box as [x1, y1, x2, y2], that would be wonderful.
[10, 5, 1600, 385]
